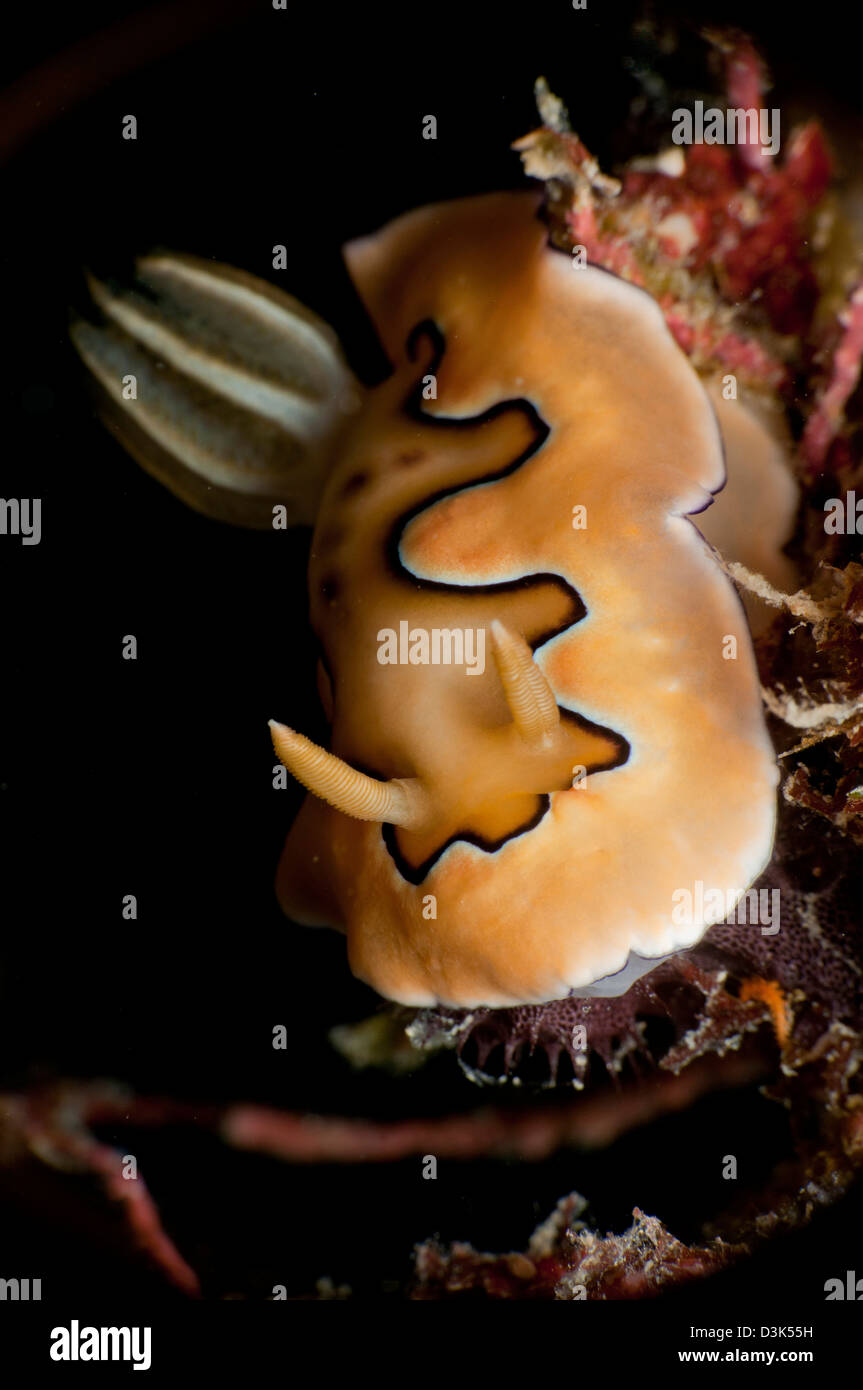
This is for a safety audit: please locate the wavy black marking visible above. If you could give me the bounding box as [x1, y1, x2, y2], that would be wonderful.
[373, 319, 629, 881]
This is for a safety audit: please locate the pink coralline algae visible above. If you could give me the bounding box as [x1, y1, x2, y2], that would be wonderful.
[515, 34, 833, 394]
[413, 1195, 742, 1300]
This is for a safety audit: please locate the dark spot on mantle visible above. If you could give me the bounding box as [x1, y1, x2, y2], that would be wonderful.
[316, 524, 345, 551]
[341, 472, 369, 497]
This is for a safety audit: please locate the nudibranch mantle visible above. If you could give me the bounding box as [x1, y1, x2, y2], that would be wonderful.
[274, 192, 779, 1009]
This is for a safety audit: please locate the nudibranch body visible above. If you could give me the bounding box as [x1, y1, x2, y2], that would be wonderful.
[271, 193, 778, 1008]
[71, 192, 781, 1011]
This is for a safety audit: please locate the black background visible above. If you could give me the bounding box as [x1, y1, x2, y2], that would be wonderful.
[2, 0, 863, 1314]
